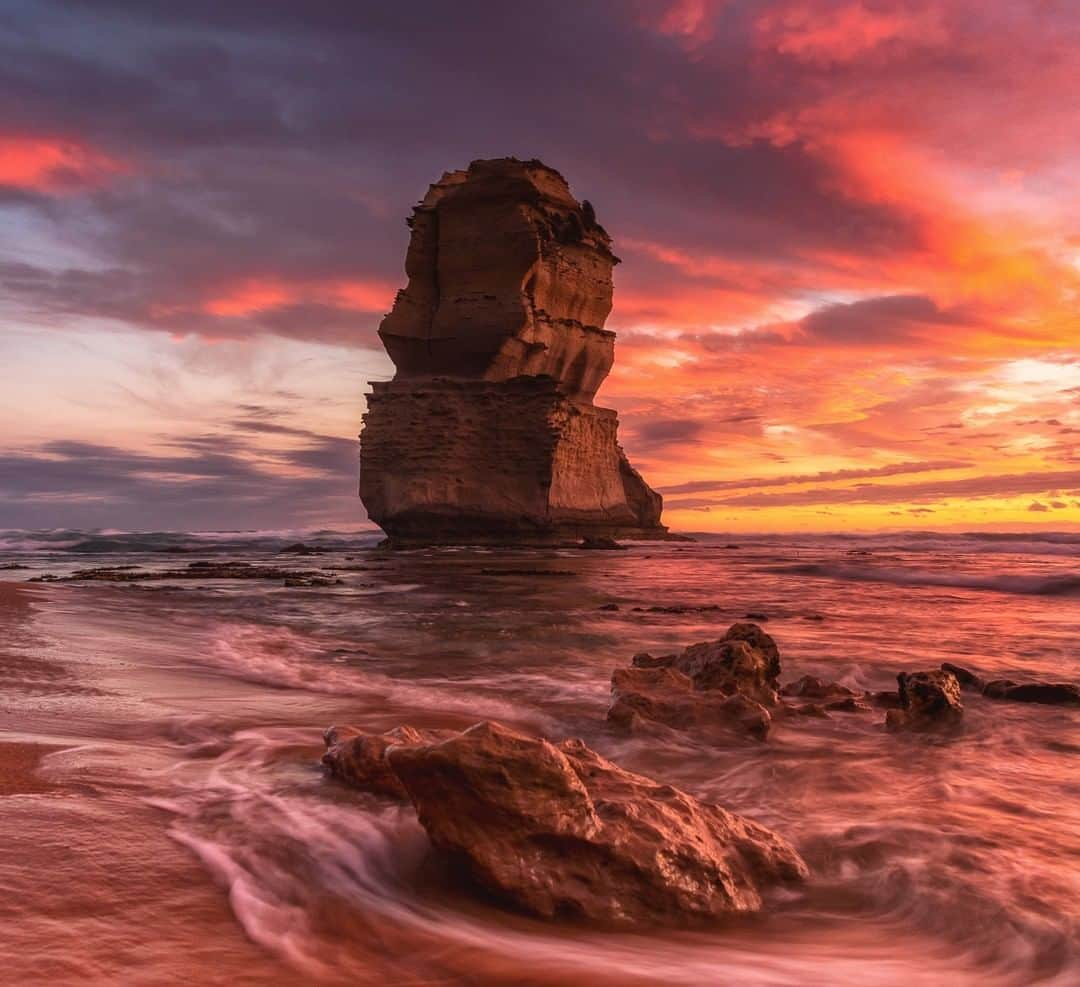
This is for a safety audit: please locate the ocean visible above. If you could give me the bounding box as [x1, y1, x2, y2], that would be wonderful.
[1, 529, 1077, 985]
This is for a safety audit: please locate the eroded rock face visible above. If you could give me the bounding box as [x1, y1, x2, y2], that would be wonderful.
[629, 623, 781, 702]
[885, 670, 964, 731]
[608, 666, 772, 741]
[359, 158, 666, 545]
[322, 725, 452, 798]
[780, 674, 858, 703]
[609, 623, 780, 739]
[779, 675, 867, 713]
[676, 639, 779, 705]
[378, 159, 617, 401]
[382, 721, 806, 925]
[720, 622, 782, 684]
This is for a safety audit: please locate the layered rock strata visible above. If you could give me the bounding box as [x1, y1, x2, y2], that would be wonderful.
[359, 158, 666, 544]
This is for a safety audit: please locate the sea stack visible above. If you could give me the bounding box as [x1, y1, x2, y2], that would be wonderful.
[359, 158, 667, 545]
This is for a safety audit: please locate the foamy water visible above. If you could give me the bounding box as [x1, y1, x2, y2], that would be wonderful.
[1, 530, 1077, 985]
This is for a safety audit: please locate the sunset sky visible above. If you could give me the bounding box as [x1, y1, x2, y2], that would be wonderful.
[1, 0, 1078, 533]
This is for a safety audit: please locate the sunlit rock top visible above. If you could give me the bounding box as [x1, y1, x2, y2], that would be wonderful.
[378, 157, 619, 403]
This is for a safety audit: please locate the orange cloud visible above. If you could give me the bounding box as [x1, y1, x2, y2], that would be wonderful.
[0, 136, 126, 191]
[203, 277, 396, 318]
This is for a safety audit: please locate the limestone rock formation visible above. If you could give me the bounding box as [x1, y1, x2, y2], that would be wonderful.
[359, 158, 667, 544]
[322, 724, 453, 799]
[885, 670, 964, 731]
[609, 623, 782, 740]
[380, 721, 807, 925]
[626, 623, 782, 704]
[608, 666, 772, 741]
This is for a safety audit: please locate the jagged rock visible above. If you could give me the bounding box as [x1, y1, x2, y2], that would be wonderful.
[383, 721, 806, 926]
[941, 662, 985, 691]
[675, 639, 778, 706]
[933, 663, 1079, 707]
[777, 676, 869, 715]
[885, 670, 963, 731]
[780, 675, 858, 703]
[359, 158, 668, 545]
[608, 666, 771, 741]
[322, 725, 453, 798]
[614, 623, 781, 737]
[673, 623, 781, 703]
[982, 680, 1080, 707]
[822, 696, 867, 713]
[720, 623, 782, 683]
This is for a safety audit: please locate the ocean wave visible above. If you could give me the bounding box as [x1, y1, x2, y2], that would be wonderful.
[0, 527, 383, 555]
[770, 563, 1080, 596]
[155, 728, 1072, 987]
[200, 622, 556, 731]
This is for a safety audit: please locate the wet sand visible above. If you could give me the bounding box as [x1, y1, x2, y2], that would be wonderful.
[0, 581, 298, 985]
[0, 742, 60, 795]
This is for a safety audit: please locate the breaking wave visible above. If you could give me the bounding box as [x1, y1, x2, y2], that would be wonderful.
[0, 527, 383, 555]
[199, 622, 557, 731]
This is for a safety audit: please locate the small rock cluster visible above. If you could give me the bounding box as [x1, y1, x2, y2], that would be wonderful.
[608, 622, 1079, 739]
[320, 625, 1076, 931]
